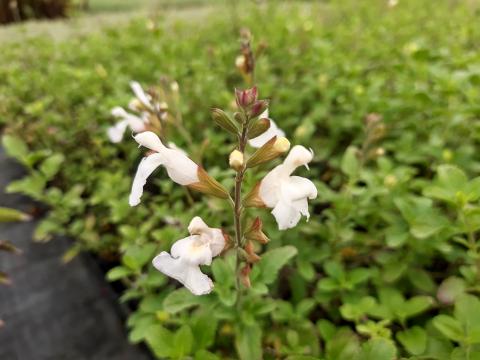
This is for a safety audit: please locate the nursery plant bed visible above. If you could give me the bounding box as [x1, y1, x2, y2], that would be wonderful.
[0, 146, 152, 360]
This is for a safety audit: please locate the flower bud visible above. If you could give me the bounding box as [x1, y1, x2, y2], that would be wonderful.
[235, 55, 246, 72]
[211, 108, 239, 135]
[235, 87, 258, 109]
[245, 217, 269, 244]
[240, 264, 252, 288]
[250, 100, 269, 118]
[187, 167, 230, 199]
[248, 118, 270, 139]
[0, 240, 22, 255]
[229, 150, 244, 171]
[245, 241, 261, 263]
[128, 98, 145, 112]
[246, 136, 290, 168]
[234, 112, 247, 125]
[243, 183, 266, 208]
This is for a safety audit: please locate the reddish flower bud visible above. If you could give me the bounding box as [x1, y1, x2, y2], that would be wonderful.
[245, 241, 261, 263]
[250, 100, 269, 118]
[240, 264, 252, 288]
[245, 217, 270, 244]
[235, 87, 258, 109]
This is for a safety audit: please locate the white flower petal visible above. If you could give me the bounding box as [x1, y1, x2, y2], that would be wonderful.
[258, 165, 284, 207]
[258, 145, 317, 230]
[188, 216, 209, 234]
[130, 81, 153, 110]
[271, 199, 302, 230]
[283, 145, 314, 173]
[282, 176, 318, 202]
[129, 153, 165, 206]
[168, 142, 188, 156]
[110, 106, 147, 136]
[207, 229, 226, 257]
[249, 119, 285, 148]
[134, 131, 166, 152]
[152, 252, 213, 295]
[162, 150, 199, 185]
[107, 120, 129, 143]
[171, 235, 213, 266]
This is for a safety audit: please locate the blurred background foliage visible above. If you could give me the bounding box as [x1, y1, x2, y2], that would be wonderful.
[2, 0, 480, 359]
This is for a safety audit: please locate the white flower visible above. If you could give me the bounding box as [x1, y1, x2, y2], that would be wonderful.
[152, 216, 226, 295]
[259, 145, 317, 230]
[130, 81, 154, 111]
[129, 131, 199, 206]
[249, 109, 286, 148]
[107, 107, 148, 143]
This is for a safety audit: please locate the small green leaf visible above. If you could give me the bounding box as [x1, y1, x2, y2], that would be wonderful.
[195, 349, 221, 360]
[192, 314, 218, 350]
[39, 154, 65, 179]
[0, 207, 30, 222]
[106, 266, 133, 281]
[235, 323, 262, 360]
[122, 244, 157, 271]
[359, 338, 396, 360]
[341, 146, 360, 179]
[397, 326, 427, 355]
[433, 315, 464, 342]
[163, 288, 207, 314]
[145, 325, 174, 358]
[258, 246, 298, 285]
[2, 135, 28, 162]
[172, 325, 193, 358]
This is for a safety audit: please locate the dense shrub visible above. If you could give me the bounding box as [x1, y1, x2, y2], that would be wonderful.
[2, 1, 480, 358]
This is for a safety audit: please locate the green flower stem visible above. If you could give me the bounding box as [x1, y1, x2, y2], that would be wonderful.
[233, 120, 249, 310]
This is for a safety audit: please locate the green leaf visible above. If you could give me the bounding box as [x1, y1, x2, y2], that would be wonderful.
[402, 296, 433, 319]
[324, 260, 344, 279]
[397, 326, 427, 355]
[235, 323, 262, 360]
[0, 207, 30, 222]
[341, 146, 360, 179]
[359, 338, 396, 360]
[145, 325, 174, 358]
[433, 315, 464, 342]
[39, 154, 65, 179]
[317, 319, 336, 342]
[171, 325, 193, 358]
[326, 328, 359, 360]
[195, 350, 221, 360]
[163, 288, 207, 314]
[122, 244, 157, 271]
[128, 315, 156, 343]
[6, 174, 46, 199]
[192, 314, 218, 350]
[106, 266, 133, 281]
[2, 135, 28, 162]
[258, 246, 298, 285]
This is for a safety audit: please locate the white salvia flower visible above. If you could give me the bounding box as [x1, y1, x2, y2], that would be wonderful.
[130, 81, 154, 111]
[152, 216, 226, 295]
[259, 145, 317, 230]
[249, 109, 286, 148]
[129, 131, 199, 206]
[167, 142, 188, 157]
[107, 107, 148, 143]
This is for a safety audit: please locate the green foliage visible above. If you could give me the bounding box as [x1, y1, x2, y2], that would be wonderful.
[2, 0, 480, 358]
